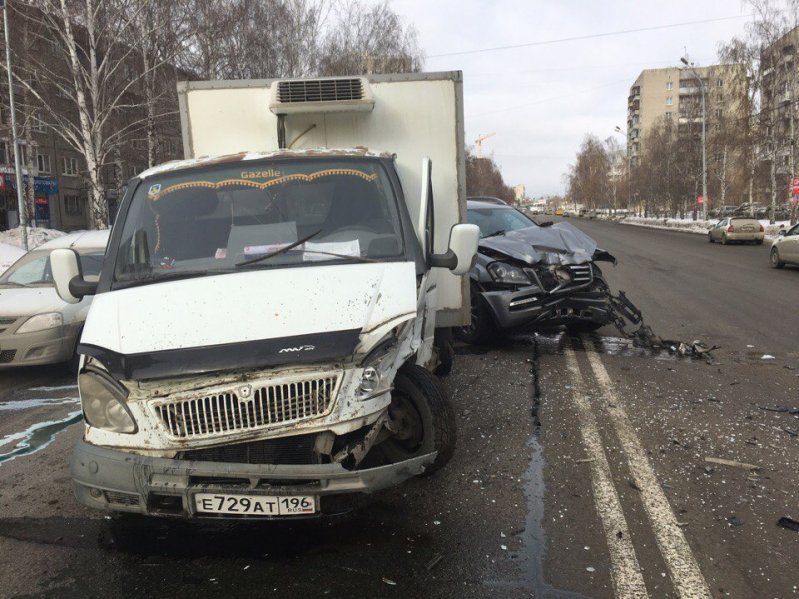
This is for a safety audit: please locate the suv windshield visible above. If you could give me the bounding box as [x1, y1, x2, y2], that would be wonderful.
[113, 158, 404, 287]
[0, 249, 104, 287]
[468, 206, 536, 238]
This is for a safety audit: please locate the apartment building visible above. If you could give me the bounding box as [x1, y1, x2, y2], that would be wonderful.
[760, 26, 799, 181]
[0, 6, 183, 232]
[626, 64, 748, 165]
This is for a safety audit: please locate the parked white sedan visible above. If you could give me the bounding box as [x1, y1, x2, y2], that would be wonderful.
[770, 222, 799, 268]
[0, 230, 109, 369]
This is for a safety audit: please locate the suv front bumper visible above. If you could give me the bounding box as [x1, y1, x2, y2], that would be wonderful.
[72, 440, 435, 518]
[481, 286, 613, 329]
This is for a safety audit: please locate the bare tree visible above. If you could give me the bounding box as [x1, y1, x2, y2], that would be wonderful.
[8, 0, 185, 228]
[566, 135, 611, 211]
[465, 148, 516, 204]
[318, 0, 423, 76]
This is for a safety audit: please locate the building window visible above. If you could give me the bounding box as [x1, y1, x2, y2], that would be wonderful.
[63, 156, 79, 176]
[13, 144, 29, 165]
[32, 111, 47, 132]
[37, 153, 51, 173]
[64, 195, 82, 215]
[715, 109, 722, 119]
[666, 96, 673, 106]
[0, 140, 8, 163]
[716, 78, 723, 87]
[666, 81, 673, 91]
[665, 111, 673, 120]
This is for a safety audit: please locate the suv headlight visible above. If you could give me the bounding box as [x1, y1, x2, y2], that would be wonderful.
[79, 368, 137, 433]
[487, 262, 531, 284]
[16, 312, 63, 334]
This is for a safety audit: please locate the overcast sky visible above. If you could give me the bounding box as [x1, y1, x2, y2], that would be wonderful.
[385, 0, 757, 197]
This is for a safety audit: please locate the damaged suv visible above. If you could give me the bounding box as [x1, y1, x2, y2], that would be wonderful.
[457, 200, 617, 343]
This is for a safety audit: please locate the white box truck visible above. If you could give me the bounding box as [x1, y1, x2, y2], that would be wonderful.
[51, 71, 479, 518]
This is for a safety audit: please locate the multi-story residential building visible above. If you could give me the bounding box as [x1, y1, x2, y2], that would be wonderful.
[626, 64, 748, 165]
[0, 7, 184, 232]
[760, 26, 799, 183]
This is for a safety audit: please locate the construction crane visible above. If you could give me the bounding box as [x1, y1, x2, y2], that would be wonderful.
[475, 132, 496, 159]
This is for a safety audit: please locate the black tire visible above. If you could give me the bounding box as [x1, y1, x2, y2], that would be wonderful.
[432, 329, 454, 377]
[566, 320, 605, 334]
[380, 364, 456, 474]
[756, 238, 764, 245]
[708, 233, 714, 243]
[721, 234, 729, 245]
[771, 247, 785, 269]
[453, 283, 497, 345]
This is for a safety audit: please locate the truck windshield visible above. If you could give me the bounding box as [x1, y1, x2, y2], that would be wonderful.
[113, 158, 404, 287]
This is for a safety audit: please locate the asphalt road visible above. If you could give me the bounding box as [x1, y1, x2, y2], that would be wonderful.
[1, 218, 797, 598]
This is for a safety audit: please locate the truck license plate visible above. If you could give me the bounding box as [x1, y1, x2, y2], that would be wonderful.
[194, 493, 316, 516]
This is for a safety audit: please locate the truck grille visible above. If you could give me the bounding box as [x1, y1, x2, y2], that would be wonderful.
[182, 434, 318, 466]
[277, 78, 363, 103]
[152, 374, 340, 439]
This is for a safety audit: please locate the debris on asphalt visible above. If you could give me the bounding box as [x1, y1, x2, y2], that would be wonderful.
[777, 517, 799, 532]
[425, 554, 443, 571]
[500, 545, 508, 551]
[761, 354, 776, 360]
[704, 457, 760, 471]
[586, 567, 596, 573]
[727, 516, 744, 527]
[382, 577, 397, 586]
[782, 428, 798, 437]
[759, 406, 799, 414]
[627, 479, 642, 492]
[574, 458, 596, 464]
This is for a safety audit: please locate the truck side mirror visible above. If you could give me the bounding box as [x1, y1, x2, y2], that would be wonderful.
[51, 248, 97, 304]
[430, 223, 479, 275]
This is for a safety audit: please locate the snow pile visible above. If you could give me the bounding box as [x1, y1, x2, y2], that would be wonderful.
[619, 216, 792, 241]
[0, 242, 26, 274]
[0, 226, 66, 250]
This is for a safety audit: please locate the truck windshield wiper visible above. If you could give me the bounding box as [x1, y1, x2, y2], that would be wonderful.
[115, 269, 222, 289]
[236, 229, 321, 267]
[484, 229, 507, 238]
[302, 250, 382, 263]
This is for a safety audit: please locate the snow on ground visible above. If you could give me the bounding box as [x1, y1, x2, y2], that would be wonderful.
[0, 243, 26, 275]
[0, 227, 67, 275]
[618, 215, 792, 241]
[0, 226, 66, 250]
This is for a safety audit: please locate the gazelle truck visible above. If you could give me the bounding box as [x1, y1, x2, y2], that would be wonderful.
[51, 71, 479, 518]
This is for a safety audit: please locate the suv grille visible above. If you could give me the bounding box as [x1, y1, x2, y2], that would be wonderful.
[276, 78, 363, 103]
[152, 374, 340, 439]
[0, 350, 17, 364]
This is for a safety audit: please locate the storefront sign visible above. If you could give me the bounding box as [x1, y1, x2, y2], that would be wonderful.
[2, 174, 59, 195]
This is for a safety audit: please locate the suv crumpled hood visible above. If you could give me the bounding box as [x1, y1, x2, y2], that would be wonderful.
[81, 262, 417, 362]
[478, 223, 611, 265]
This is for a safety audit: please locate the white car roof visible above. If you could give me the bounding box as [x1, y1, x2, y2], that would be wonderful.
[37, 230, 111, 251]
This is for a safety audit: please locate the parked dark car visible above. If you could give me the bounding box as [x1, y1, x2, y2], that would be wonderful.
[456, 200, 617, 343]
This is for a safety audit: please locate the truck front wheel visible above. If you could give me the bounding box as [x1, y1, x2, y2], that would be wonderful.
[381, 364, 457, 474]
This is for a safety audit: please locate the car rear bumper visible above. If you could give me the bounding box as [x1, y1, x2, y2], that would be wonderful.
[725, 232, 764, 241]
[71, 439, 436, 519]
[481, 285, 613, 329]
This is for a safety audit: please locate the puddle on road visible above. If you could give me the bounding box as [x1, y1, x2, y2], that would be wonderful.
[0, 397, 80, 411]
[0, 411, 82, 464]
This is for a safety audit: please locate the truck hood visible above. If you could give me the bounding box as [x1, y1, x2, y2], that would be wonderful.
[478, 223, 607, 266]
[80, 262, 417, 379]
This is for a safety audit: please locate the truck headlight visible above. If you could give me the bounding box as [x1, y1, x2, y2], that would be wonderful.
[358, 341, 396, 399]
[79, 369, 137, 433]
[487, 262, 531, 284]
[16, 312, 63, 334]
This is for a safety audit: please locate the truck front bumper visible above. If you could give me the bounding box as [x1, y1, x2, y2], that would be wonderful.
[71, 440, 435, 518]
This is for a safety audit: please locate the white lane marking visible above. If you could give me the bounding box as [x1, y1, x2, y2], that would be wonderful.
[583, 339, 712, 599]
[28, 384, 78, 392]
[563, 347, 650, 599]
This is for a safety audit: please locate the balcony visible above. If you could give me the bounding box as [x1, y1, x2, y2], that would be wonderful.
[679, 87, 701, 95]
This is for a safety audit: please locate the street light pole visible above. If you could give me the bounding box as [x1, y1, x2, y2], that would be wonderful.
[681, 57, 708, 221]
[3, 1, 28, 249]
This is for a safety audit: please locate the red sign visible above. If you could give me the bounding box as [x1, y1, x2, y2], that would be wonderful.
[697, 196, 705, 205]
[792, 178, 799, 195]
